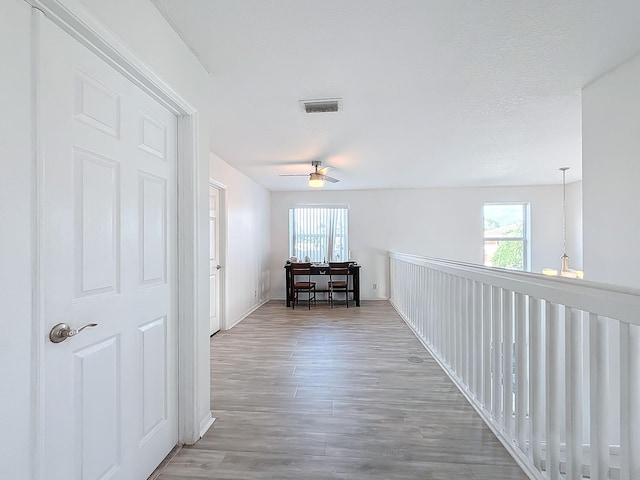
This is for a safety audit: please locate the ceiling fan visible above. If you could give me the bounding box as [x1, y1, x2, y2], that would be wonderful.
[279, 160, 339, 187]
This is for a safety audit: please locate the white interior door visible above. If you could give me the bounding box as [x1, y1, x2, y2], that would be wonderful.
[41, 16, 177, 479]
[209, 185, 221, 335]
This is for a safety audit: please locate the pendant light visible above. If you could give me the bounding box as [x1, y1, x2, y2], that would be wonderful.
[542, 167, 583, 279]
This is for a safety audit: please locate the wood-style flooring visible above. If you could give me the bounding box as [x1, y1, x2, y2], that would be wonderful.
[157, 300, 527, 479]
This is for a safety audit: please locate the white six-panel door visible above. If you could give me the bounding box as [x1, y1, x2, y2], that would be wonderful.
[41, 16, 177, 479]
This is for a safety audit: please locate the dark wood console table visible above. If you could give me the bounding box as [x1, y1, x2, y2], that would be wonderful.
[284, 263, 361, 307]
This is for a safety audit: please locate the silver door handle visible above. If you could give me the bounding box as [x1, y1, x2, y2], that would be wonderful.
[49, 322, 98, 343]
[216, 265, 222, 270]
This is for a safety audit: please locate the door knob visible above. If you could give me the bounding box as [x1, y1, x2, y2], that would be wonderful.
[216, 265, 222, 270]
[49, 322, 98, 343]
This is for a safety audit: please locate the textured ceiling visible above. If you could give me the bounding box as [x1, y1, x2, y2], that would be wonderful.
[153, 0, 640, 191]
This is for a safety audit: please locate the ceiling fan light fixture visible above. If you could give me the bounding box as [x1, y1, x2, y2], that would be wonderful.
[309, 172, 324, 187]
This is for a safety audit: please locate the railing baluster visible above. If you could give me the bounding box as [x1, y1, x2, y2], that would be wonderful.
[452, 275, 458, 373]
[515, 292, 528, 453]
[443, 273, 449, 363]
[464, 278, 472, 390]
[457, 276, 464, 380]
[565, 307, 583, 480]
[433, 268, 438, 348]
[546, 301, 562, 480]
[482, 283, 492, 411]
[420, 265, 426, 337]
[427, 268, 433, 346]
[590, 313, 610, 480]
[492, 286, 502, 425]
[412, 263, 418, 331]
[433, 272, 442, 356]
[503, 289, 514, 438]
[620, 321, 630, 480]
[631, 325, 640, 480]
[431, 269, 437, 348]
[435, 269, 440, 350]
[529, 297, 544, 470]
[452, 275, 459, 375]
[421, 266, 426, 338]
[456, 277, 467, 385]
[440, 272, 446, 361]
[472, 280, 482, 399]
[619, 323, 640, 480]
[447, 273, 453, 368]
[461, 277, 467, 384]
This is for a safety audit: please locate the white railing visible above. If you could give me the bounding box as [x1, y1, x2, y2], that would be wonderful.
[389, 252, 640, 480]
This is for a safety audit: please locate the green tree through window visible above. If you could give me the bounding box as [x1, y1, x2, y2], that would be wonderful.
[491, 226, 524, 269]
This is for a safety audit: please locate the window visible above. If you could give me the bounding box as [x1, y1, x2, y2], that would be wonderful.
[483, 203, 529, 271]
[289, 206, 348, 262]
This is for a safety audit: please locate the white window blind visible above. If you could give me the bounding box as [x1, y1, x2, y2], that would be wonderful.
[289, 206, 349, 262]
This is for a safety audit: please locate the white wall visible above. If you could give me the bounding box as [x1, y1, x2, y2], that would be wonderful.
[0, 0, 212, 475]
[0, 2, 34, 478]
[210, 154, 271, 328]
[583, 53, 640, 289]
[270, 185, 578, 300]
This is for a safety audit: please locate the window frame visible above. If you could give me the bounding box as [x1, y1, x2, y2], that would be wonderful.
[483, 202, 531, 271]
[288, 205, 349, 263]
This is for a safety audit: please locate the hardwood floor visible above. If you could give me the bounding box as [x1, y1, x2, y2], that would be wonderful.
[158, 300, 527, 479]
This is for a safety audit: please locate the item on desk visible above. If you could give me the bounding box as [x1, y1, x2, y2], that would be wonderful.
[290, 256, 297, 262]
[304, 255, 310, 262]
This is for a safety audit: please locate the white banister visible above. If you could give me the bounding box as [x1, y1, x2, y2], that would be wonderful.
[389, 252, 640, 480]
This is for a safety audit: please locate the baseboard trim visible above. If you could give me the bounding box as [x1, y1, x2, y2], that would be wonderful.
[224, 298, 269, 330]
[198, 412, 215, 439]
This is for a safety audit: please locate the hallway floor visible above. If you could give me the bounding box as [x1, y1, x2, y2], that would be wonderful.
[157, 300, 527, 479]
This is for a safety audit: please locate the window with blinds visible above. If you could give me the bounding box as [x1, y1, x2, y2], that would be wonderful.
[289, 206, 349, 262]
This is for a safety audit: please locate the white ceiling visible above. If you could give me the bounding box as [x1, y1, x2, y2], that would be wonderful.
[152, 0, 640, 191]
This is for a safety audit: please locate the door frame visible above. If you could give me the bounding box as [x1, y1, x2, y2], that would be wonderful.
[29, 1, 207, 477]
[209, 179, 227, 331]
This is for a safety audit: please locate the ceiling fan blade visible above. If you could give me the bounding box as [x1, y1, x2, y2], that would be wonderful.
[317, 165, 336, 175]
[279, 174, 311, 177]
[320, 175, 339, 183]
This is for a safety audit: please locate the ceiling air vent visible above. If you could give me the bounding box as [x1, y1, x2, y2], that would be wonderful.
[299, 98, 342, 114]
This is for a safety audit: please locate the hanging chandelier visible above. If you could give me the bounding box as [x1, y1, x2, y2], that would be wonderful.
[542, 167, 583, 279]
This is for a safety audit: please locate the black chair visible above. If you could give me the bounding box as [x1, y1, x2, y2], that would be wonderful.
[328, 262, 350, 308]
[290, 262, 316, 309]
